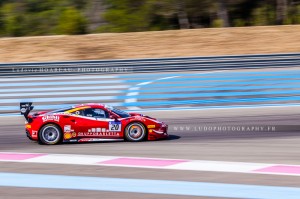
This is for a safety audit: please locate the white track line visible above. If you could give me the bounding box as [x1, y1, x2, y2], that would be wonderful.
[125, 71, 226, 110]
[1, 152, 300, 177]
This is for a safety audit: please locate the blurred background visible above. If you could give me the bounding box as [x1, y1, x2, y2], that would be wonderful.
[0, 0, 299, 37]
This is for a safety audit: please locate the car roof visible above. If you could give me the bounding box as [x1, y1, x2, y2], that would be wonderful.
[73, 103, 106, 109]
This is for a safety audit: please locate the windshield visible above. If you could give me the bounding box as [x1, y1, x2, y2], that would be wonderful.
[110, 107, 130, 118]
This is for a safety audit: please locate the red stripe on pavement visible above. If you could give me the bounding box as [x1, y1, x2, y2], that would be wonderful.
[255, 165, 300, 174]
[0, 153, 45, 161]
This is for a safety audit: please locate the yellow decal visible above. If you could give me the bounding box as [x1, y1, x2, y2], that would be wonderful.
[149, 129, 153, 133]
[26, 124, 31, 129]
[65, 106, 90, 114]
[147, 125, 156, 128]
[64, 132, 72, 140]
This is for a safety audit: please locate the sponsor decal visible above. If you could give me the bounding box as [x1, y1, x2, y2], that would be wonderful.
[64, 125, 71, 133]
[78, 131, 120, 137]
[78, 138, 114, 142]
[77, 127, 120, 137]
[149, 129, 153, 133]
[109, 121, 122, 132]
[78, 138, 93, 142]
[72, 132, 76, 137]
[129, 117, 145, 122]
[134, 116, 145, 121]
[64, 132, 72, 140]
[20, 108, 26, 114]
[32, 130, 38, 138]
[87, 128, 104, 133]
[42, 115, 59, 122]
[56, 112, 71, 115]
[26, 124, 31, 129]
[147, 125, 156, 128]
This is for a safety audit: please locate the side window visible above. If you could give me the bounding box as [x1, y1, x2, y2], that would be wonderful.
[83, 108, 109, 118]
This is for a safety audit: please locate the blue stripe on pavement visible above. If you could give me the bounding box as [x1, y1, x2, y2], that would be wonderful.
[122, 96, 300, 106]
[1, 90, 299, 105]
[0, 85, 129, 93]
[136, 84, 300, 92]
[132, 85, 300, 94]
[120, 90, 300, 100]
[125, 78, 300, 84]
[1, 96, 300, 112]
[1, 85, 299, 98]
[0, 172, 300, 199]
[138, 79, 300, 88]
[1, 89, 299, 99]
[131, 81, 300, 90]
[123, 74, 300, 82]
[2, 103, 300, 116]
[0, 78, 300, 90]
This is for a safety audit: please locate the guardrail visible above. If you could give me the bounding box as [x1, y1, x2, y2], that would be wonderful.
[0, 53, 300, 76]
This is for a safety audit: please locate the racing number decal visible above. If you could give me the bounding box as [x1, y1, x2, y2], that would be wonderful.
[111, 125, 119, 131]
[109, 121, 121, 132]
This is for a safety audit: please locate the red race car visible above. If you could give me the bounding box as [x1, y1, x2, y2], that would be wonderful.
[20, 102, 168, 145]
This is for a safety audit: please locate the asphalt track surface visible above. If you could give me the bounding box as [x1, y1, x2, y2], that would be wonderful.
[1, 107, 300, 199]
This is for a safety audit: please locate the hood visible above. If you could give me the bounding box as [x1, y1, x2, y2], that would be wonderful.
[129, 112, 157, 121]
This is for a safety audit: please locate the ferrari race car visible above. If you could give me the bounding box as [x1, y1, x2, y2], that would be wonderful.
[20, 102, 168, 145]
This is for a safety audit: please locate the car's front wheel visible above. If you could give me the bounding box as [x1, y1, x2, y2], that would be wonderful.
[124, 122, 147, 142]
[39, 124, 62, 145]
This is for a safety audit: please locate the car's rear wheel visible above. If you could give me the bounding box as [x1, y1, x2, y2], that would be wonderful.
[39, 124, 62, 145]
[124, 122, 147, 142]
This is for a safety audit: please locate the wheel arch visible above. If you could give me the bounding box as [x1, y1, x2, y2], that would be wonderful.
[38, 122, 63, 144]
[124, 121, 148, 141]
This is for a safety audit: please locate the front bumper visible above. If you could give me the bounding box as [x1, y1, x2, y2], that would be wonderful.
[148, 123, 168, 141]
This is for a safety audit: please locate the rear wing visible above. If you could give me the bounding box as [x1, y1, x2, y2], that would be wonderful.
[20, 102, 34, 121]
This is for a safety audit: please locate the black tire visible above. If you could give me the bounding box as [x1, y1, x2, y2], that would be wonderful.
[124, 122, 147, 142]
[38, 124, 62, 145]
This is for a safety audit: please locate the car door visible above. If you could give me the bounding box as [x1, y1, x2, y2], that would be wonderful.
[75, 108, 122, 139]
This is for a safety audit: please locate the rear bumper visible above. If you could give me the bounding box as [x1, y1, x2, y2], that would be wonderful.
[26, 130, 33, 140]
[25, 127, 38, 141]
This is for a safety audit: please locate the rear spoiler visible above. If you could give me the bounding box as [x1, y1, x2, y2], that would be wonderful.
[20, 102, 34, 122]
